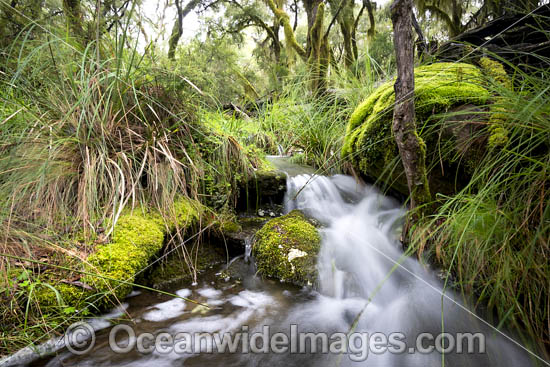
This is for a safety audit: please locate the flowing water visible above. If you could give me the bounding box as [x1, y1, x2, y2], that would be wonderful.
[33, 158, 542, 367]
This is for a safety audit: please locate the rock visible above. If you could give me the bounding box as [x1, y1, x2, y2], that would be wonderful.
[253, 210, 321, 286]
[210, 216, 269, 256]
[143, 242, 226, 290]
[237, 160, 287, 211]
[342, 61, 508, 196]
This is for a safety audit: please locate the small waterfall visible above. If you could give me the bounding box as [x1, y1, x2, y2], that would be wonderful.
[244, 235, 253, 262]
[32, 164, 542, 367]
[282, 173, 536, 366]
[277, 144, 285, 156]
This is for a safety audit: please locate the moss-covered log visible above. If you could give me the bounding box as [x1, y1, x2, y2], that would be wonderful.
[35, 197, 203, 311]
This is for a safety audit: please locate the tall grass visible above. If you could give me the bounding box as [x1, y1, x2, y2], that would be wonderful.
[0, 30, 260, 233]
[0, 15, 261, 355]
[252, 58, 385, 173]
[411, 58, 550, 353]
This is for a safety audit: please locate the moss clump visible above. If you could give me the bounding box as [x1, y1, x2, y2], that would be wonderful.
[211, 211, 242, 234]
[479, 57, 512, 149]
[479, 57, 512, 89]
[83, 212, 165, 301]
[219, 220, 242, 234]
[35, 197, 203, 310]
[342, 62, 499, 195]
[487, 108, 509, 149]
[253, 210, 320, 286]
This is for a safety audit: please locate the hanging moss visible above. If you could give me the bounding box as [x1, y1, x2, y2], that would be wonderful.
[342, 62, 509, 196]
[253, 210, 320, 286]
[479, 57, 512, 149]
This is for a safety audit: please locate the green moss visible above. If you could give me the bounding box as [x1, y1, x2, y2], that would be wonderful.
[253, 210, 320, 286]
[342, 62, 495, 195]
[36, 197, 205, 311]
[33, 283, 95, 312]
[477, 58, 512, 149]
[479, 57, 512, 89]
[79, 210, 164, 305]
[487, 110, 509, 149]
[168, 197, 202, 230]
[220, 220, 242, 234]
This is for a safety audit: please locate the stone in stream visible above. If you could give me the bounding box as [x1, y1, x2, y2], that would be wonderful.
[253, 210, 321, 287]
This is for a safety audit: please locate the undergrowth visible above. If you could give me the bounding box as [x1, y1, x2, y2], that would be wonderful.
[0, 20, 260, 355]
[411, 57, 550, 354]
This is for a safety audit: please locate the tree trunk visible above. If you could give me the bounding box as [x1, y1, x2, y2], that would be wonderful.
[308, 3, 328, 95]
[390, 0, 431, 226]
[63, 0, 85, 41]
[351, 1, 365, 62]
[329, 0, 355, 69]
[411, 11, 428, 59]
[303, 0, 323, 57]
[266, 0, 328, 95]
[365, 0, 375, 38]
[266, 0, 307, 59]
[168, 0, 201, 60]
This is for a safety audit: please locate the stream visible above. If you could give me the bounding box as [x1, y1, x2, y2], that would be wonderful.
[33, 157, 540, 366]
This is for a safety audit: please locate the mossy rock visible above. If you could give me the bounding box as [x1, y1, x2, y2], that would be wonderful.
[342, 61, 508, 196]
[209, 214, 270, 256]
[238, 159, 286, 211]
[253, 210, 320, 286]
[34, 197, 204, 311]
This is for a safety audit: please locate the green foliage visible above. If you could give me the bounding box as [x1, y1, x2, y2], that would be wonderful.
[0, 15, 264, 355]
[0, 29, 262, 233]
[253, 210, 321, 286]
[1, 0, 548, 358]
[168, 36, 255, 106]
[412, 58, 550, 348]
[34, 197, 202, 310]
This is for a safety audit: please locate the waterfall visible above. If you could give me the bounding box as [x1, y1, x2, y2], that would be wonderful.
[281, 173, 536, 366]
[30, 163, 541, 367]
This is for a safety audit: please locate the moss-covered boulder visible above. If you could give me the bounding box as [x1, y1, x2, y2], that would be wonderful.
[342, 61, 507, 196]
[253, 210, 321, 286]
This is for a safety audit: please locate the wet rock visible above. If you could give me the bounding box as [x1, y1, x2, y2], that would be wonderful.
[237, 165, 286, 212]
[210, 215, 270, 256]
[252, 210, 320, 287]
[142, 242, 226, 290]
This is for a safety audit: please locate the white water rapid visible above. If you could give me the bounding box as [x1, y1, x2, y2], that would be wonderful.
[24, 162, 542, 367]
[281, 172, 537, 366]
